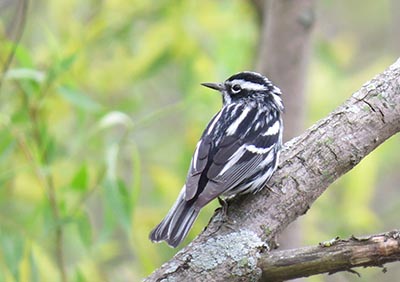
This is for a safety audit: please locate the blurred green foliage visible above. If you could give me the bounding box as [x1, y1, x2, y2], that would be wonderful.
[0, 0, 399, 281]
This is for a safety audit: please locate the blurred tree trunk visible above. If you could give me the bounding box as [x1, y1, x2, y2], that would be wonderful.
[390, 0, 400, 53]
[255, 0, 315, 141]
[254, 0, 315, 255]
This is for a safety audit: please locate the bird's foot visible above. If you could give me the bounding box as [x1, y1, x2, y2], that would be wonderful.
[218, 197, 229, 217]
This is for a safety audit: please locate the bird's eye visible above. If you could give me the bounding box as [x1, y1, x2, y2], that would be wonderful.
[231, 84, 242, 93]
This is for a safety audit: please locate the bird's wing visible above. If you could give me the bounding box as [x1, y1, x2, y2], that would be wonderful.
[184, 106, 282, 207]
[183, 135, 212, 201]
[183, 108, 224, 201]
[195, 124, 280, 207]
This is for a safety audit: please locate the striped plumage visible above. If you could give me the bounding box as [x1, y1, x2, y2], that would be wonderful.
[150, 71, 284, 247]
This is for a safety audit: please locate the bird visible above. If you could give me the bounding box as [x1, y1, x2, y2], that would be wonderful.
[149, 71, 284, 247]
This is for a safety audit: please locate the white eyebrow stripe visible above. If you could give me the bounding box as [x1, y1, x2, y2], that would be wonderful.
[262, 120, 281, 136]
[230, 79, 268, 91]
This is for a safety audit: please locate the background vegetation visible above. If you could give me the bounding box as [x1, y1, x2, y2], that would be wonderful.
[0, 0, 399, 281]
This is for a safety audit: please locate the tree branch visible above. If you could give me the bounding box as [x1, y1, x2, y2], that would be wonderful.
[260, 230, 400, 281]
[145, 58, 400, 281]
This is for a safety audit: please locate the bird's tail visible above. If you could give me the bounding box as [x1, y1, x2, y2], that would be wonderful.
[149, 190, 200, 248]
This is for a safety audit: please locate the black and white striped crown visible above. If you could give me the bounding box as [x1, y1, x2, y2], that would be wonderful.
[226, 71, 282, 96]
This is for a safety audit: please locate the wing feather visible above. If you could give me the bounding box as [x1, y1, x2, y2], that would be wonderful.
[185, 136, 212, 201]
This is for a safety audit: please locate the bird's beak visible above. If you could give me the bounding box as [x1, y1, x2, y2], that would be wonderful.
[201, 82, 224, 91]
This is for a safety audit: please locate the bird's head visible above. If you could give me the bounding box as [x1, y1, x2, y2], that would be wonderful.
[201, 71, 283, 111]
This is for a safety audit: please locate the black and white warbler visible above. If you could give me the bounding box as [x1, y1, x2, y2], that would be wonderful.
[150, 71, 284, 247]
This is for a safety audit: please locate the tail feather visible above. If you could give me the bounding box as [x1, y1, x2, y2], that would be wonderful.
[149, 190, 200, 248]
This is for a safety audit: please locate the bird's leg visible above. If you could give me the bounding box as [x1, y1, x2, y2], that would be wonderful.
[218, 196, 229, 217]
[217, 197, 237, 231]
[205, 197, 229, 235]
[264, 183, 280, 195]
[207, 197, 237, 237]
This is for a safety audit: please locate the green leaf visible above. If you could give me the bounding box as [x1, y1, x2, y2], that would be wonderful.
[14, 45, 34, 67]
[76, 212, 93, 246]
[57, 86, 102, 112]
[0, 132, 16, 163]
[0, 233, 24, 280]
[130, 144, 141, 220]
[74, 269, 86, 282]
[103, 178, 131, 233]
[71, 165, 89, 192]
[118, 179, 132, 219]
[103, 143, 131, 231]
[46, 53, 78, 85]
[58, 53, 78, 72]
[30, 251, 40, 282]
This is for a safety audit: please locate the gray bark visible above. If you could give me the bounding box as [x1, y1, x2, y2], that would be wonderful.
[145, 58, 400, 281]
[260, 230, 400, 281]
